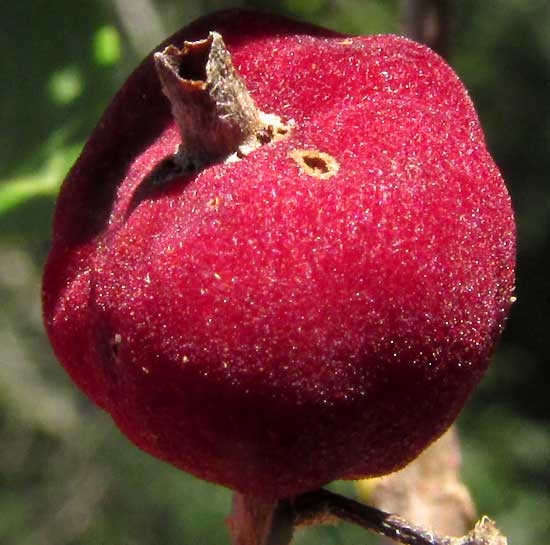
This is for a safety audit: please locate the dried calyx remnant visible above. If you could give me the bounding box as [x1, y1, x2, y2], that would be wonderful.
[154, 32, 290, 172]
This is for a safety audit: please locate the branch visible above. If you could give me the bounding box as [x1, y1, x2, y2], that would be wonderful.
[360, 427, 477, 542]
[228, 488, 508, 545]
[292, 489, 506, 545]
[402, 0, 452, 59]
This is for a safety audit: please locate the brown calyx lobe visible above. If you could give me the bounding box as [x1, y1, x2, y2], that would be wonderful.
[154, 31, 290, 172]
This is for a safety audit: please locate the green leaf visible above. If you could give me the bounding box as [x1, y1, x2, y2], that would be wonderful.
[93, 25, 122, 66]
[48, 66, 84, 105]
[0, 146, 80, 216]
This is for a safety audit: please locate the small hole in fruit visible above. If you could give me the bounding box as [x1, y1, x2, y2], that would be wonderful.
[303, 156, 329, 173]
[289, 150, 339, 179]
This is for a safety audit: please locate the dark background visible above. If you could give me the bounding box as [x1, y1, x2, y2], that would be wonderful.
[1, 1, 548, 544]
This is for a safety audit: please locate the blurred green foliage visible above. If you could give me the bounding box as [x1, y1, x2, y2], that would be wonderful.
[1, 1, 548, 544]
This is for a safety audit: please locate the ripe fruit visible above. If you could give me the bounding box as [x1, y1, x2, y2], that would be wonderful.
[43, 9, 515, 499]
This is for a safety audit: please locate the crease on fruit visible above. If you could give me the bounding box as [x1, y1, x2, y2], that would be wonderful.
[289, 149, 339, 179]
[111, 333, 122, 357]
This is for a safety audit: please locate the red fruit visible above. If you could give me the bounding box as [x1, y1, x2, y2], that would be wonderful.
[43, 10, 515, 499]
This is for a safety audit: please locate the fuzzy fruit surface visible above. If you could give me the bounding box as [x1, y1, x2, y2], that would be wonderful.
[43, 10, 515, 498]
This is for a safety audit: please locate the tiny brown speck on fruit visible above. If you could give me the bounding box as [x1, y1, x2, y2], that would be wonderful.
[255, 116, 292, 145]
[289, 150, 339, 179]
[207, 196, 222, 210]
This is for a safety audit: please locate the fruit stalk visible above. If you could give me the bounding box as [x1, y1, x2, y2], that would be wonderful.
[154, 31, 262, 169]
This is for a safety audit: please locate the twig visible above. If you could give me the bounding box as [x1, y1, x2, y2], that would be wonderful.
[113, 0, 165, 56]
[292, 489, 507, 545]
[265, 500, 295, 545]
[294, 489, 441, 545]
[229, 488, 507, 545]
[402, 0, 452, 58]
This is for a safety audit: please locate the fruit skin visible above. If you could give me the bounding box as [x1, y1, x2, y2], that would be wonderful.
[43, 9, 515, 499]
